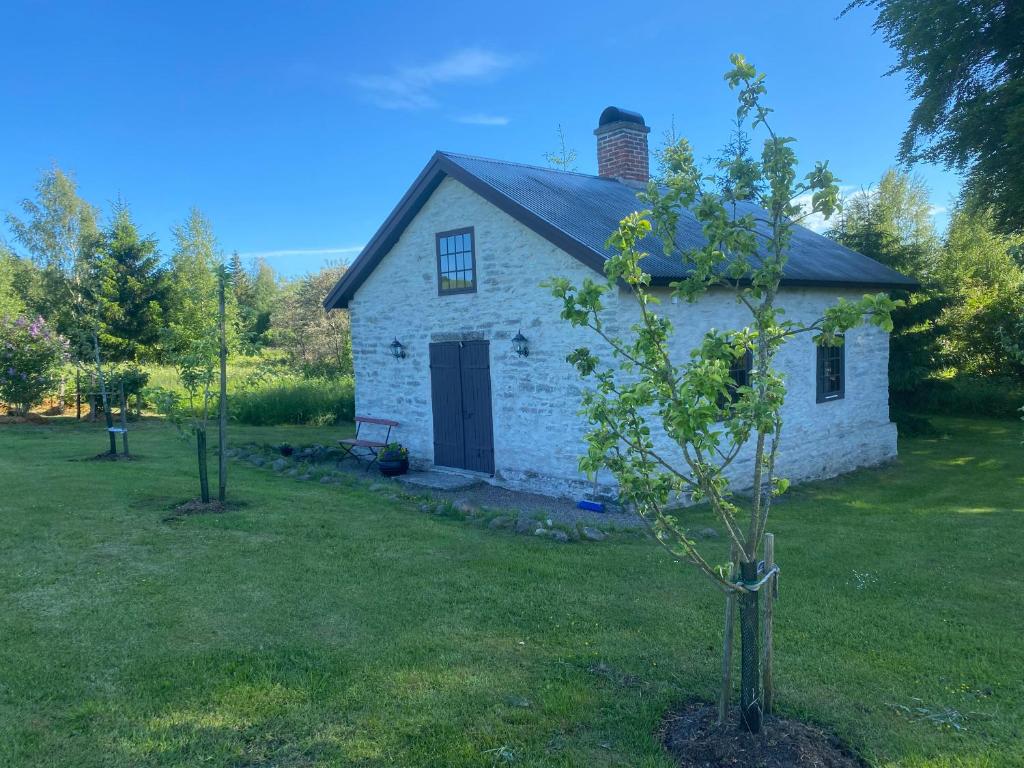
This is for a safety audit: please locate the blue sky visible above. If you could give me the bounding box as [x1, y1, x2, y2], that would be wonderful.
[1, 1, 960, 278]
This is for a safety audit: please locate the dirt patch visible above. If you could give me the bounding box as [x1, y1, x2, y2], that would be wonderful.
[661, 702, 867, 768]
[163, 499, 228, 521]
[88, 452, 137, 462]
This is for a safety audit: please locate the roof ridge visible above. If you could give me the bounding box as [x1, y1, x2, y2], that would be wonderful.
[438, 150, 616, 181]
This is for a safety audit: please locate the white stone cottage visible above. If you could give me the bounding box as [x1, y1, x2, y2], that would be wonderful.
[325, 107, 916, 499]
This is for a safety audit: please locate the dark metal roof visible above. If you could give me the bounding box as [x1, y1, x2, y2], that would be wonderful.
[325, 151, 917, 309]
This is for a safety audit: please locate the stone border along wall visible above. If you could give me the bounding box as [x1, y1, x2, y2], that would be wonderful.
[222, 443, 647, 544]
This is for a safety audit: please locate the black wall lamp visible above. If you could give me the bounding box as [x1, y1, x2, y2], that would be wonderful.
[389, 338, 407, 359]
[512, 330, 529, 358]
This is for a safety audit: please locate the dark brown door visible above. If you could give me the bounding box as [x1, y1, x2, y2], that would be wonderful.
[429, 340, 494, 474]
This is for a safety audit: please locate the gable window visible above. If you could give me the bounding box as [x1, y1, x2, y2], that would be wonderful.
[816, 340, 845, 403]
[718, 351, 753, 409]
[436, 227, 476, 295]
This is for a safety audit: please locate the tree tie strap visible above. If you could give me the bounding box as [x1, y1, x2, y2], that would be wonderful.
[735, 563, 779, 593]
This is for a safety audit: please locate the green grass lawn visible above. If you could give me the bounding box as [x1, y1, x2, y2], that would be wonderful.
[0, 416, 1021, 767]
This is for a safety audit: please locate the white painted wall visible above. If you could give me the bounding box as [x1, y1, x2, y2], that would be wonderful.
[349, 176, 897, 499]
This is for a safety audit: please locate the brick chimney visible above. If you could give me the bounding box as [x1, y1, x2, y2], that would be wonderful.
[594, 106, 650, 183]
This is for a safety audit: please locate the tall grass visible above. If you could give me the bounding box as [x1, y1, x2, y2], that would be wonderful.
[145, 357, 268, 396]
[229, 377, 354, 426]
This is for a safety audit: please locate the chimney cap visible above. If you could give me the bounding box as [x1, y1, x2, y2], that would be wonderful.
[597, 106, 647, 129]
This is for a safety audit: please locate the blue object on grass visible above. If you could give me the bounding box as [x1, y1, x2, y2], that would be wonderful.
[577, 499, 605, 513]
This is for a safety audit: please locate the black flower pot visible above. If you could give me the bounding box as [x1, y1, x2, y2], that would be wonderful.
[280, 445, 294, 457]
[378, 456, 409, 477]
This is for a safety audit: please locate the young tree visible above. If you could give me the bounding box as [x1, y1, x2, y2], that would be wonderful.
[243, 258, 278, 349]
[934, 202, 1024, 377]
[270, 264, 350, 378]
[845, 0, 1024, 234]
[161, 209, 232, 503]
[90, 200, 166, 362]
[548, 55, 898, 732]
[543, 124, 579, 172]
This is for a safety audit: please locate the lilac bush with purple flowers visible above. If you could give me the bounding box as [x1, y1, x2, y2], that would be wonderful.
[0, 315, 69, 415]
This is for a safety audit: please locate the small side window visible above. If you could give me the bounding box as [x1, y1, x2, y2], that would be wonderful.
[718, 351, 753, 409]
[436, 227, 476, 295]
[816, 339, 845, 403]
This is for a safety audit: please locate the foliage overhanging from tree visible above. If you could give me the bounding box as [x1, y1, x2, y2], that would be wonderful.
[846, 0, 1024, 234]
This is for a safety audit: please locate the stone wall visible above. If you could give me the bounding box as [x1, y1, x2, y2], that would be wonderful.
[349, 176, 897, 499]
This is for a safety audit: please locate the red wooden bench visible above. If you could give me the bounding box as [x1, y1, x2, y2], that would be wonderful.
[338, 416, 399, 471]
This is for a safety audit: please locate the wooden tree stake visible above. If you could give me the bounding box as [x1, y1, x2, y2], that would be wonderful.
[718, 546, 738, 725]
[763, 532, 776, 716]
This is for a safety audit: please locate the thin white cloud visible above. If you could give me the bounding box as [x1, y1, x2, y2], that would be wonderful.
[239, 246, 363, 260]
[929, 204, 948, 217]
[793, 185, 857, 234]
[455, 113, 510, 126]
[352, 48, 516, 110]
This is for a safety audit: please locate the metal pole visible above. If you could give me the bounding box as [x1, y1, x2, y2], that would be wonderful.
[217, 270, 228, 504]
[92, 330, 116, 455]
[119, 381, 130, 457]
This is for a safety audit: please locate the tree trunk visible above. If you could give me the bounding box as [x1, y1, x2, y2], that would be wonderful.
[739, 559, 762, 733]
[218, 272, 228, 504]
[196, 426, 210, 503]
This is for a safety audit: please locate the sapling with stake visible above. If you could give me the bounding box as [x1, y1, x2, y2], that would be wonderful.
[548, 54, 899, 732]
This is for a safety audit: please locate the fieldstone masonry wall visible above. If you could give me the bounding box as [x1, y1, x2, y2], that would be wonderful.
[349, 176, 897, 499]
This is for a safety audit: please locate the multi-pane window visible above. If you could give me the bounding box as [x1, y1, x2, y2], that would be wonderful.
[816, 339, 845, 402]
[718, 351, 753, 409]
[436, 228, 476, 295]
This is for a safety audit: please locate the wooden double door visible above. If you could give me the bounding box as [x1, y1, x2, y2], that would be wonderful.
[429, 340, 495, 474]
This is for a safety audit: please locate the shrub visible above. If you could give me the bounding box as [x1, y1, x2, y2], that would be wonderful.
[229, 377, 354, 426]
[0, 315, 69, 415]
[890, 409, 940, 438]
[893, 375, 1024, 419]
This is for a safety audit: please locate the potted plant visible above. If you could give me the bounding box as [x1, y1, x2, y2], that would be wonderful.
[378, 443, 409, 476]
[279, 443, 294, 457]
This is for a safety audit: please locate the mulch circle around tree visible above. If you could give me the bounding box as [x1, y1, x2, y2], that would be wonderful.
[163, 499, 227, 521]
[88, 452, 136, 462]
[661, 702, 868, 768]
